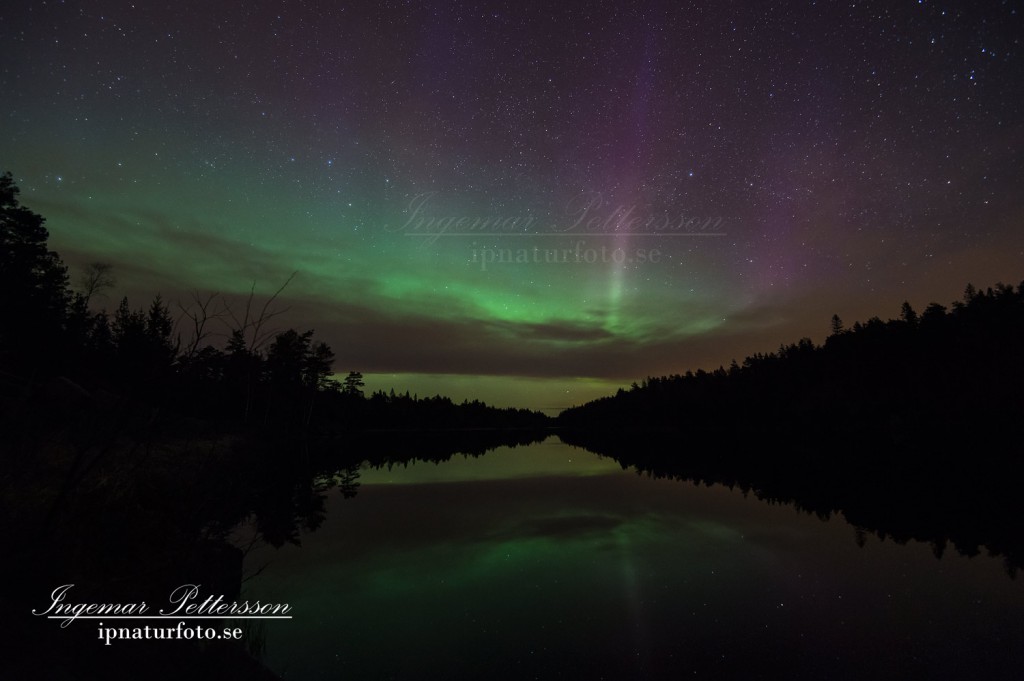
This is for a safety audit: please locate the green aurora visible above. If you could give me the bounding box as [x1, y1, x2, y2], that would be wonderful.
[4, 1, 1022, 410]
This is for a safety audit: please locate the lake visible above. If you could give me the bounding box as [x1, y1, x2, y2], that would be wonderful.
[243, 436, 1024, 680]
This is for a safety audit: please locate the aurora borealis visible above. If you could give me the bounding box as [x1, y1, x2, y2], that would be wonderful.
[2, 1, 1022, 410]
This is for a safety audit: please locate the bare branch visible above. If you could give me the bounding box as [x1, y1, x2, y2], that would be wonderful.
[78, 262, 116, 306]
[176, 290, 230, 359]
[246, 271, 297, 352]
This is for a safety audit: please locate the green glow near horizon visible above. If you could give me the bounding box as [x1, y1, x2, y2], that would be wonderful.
[358, 374, 629, 412]
[359, 439, 625, 483]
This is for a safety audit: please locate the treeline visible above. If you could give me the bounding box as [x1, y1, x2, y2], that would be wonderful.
[1, 170, 549, 681]
[0, 171, 546, 432]
[558, 281, 1024, 439]
[557, 285, 1024, 576]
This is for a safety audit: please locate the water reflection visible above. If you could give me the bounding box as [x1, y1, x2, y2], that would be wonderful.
[244, 437, 1024, 680]
[360, 437, 623, 484]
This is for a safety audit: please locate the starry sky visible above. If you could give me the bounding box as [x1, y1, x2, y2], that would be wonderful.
[2, 1, 1022, 411]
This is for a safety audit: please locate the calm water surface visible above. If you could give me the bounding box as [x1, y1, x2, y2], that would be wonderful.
[244, 437, 1024, 680]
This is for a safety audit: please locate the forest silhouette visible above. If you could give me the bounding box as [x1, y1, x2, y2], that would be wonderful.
[559, 281, 1023, 436]
[558, 273, 1024, 575]
[0, 171, 547, 434]
[3, 168, 1023, 678]
[0, 171, 549, 680]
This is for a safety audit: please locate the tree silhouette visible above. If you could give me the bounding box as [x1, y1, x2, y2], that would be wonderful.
[963, 283, 977, 303]
[0, 171, 70, 371]
[303, 341, 336, 425]
[342, 371, 365, 397]
[108, 295, 176, 391]
[77, 262, 115, 307]
[262, 329, 338, 426]
[304, 342, 336, 392]
[900, 301, 919, 326]
[225, 329, 260, 420]
[920, 302, 947, 327]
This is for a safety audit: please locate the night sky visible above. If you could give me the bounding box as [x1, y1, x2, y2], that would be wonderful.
[2, 1, 1022, 410]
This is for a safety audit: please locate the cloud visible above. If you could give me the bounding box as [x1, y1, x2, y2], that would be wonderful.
[276, 289, 807, 380]
[486, 318, 615, 343]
